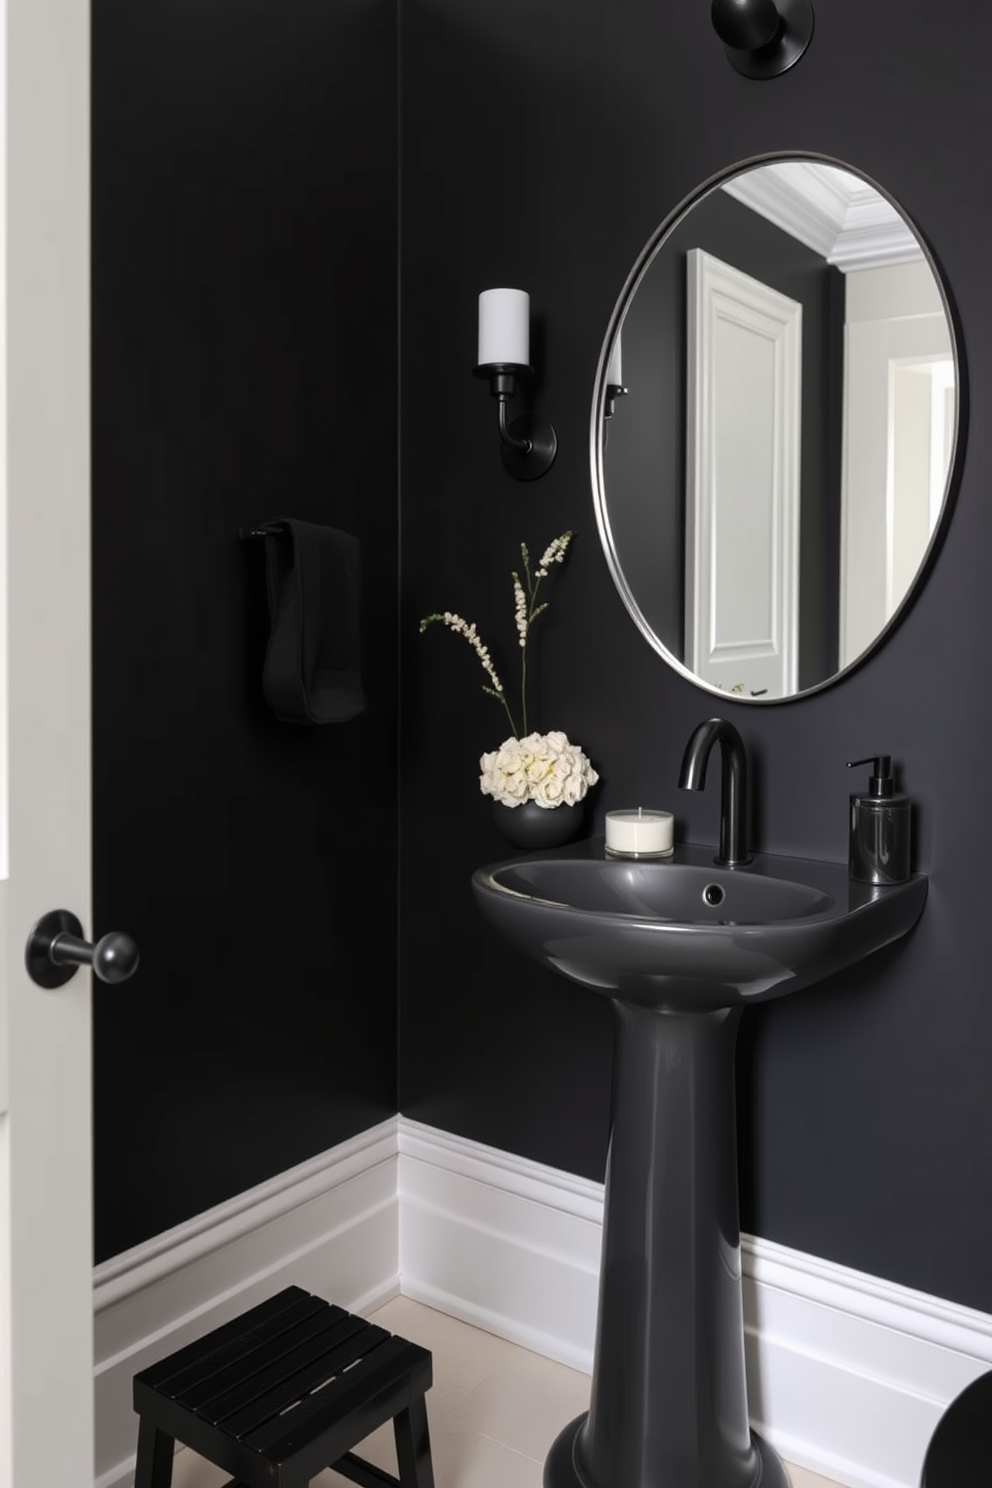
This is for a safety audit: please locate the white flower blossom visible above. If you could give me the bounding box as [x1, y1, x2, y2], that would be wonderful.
[512, 573, 528, 647]
[419, 610, 505, 697]
[535, 531, 572, 579]
[479, 732, 599, 810]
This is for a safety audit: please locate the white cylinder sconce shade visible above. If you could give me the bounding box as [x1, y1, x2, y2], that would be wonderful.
[478, 288, 530, 368]
[606, 334, 622, 386]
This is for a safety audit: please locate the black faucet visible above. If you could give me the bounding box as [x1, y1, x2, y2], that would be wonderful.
[678, 717, 751, 867]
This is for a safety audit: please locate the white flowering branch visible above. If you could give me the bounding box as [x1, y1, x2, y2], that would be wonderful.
[512, 530, 572, 735]
[418, 610, 519, 735]
[419, 529, 574, 739]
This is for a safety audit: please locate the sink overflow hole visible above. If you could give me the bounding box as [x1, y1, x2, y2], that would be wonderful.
[702, 883, 726, 908]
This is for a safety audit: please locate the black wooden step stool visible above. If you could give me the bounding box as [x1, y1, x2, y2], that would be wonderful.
[132, 1285, 435, 1488]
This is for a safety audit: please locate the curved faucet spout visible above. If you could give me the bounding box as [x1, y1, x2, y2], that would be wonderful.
[678, 717, 751, 867]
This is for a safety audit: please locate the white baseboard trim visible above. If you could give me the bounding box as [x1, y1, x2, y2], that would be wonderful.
[92, 1114, 992, 1488]
[742, 1235, 992, 1488]
[93, 1119, 400, 1488]
[396, 1118, 992, 1488]
[397, 1118, 603, 1372]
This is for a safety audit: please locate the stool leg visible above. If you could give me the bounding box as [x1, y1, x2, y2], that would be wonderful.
[133, 1418, 175, 1488]
[394, 1396, 435, 1488]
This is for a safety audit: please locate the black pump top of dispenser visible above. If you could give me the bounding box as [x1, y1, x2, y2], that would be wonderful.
[847, 754, 896, 798]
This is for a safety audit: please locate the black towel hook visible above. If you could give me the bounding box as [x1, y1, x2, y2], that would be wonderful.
[711, 0, 813, 78]
[241, 523, 295, 540]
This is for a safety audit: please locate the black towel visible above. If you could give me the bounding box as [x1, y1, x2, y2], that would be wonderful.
[254, 518, 365, 724]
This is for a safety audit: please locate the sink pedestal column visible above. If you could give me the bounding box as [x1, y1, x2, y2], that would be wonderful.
[545, 999, 787, 1488]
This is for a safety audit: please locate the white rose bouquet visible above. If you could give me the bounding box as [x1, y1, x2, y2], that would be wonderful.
[479, 730, 598, 810]
[420, 531, 599, 809]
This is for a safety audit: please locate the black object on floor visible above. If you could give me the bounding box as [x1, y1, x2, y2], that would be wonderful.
[132, 1285, 434, 1488]
[921, 1369, 992, 1486]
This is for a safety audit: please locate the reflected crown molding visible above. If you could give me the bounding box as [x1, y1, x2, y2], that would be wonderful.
[722, 160, 921, 271]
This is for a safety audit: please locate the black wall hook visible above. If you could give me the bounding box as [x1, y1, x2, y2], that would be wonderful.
[711, 0, 813, 78]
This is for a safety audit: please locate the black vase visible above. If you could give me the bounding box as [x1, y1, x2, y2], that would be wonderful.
[492, 799, 583, 850]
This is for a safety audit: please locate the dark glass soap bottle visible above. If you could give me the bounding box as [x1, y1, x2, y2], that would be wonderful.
[846, 755, 911, 885]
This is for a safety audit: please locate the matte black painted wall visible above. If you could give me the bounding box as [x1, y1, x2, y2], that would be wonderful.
[398, 0, 992, 1313]
[89, 0, 992, 1323]
[91, 0, 399, 1262]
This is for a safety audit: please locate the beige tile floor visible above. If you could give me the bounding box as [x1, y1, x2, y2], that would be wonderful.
[161, 1295, 845, 1488]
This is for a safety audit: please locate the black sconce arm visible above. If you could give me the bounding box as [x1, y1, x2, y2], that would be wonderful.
[473, 362, 557, 481]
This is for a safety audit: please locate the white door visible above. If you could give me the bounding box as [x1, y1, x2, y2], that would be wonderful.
[839, 259, 955, 669]
[685, 248, 802, 700]
[0, 0, 94, 1484]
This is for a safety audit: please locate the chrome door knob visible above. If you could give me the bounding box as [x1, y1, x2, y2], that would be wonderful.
[25, 909, 140, 989]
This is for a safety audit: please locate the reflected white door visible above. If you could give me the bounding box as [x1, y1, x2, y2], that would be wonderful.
[839, 259, 954, 670]
[685, 249, 802, 700]
[0, 0, 94, 1484]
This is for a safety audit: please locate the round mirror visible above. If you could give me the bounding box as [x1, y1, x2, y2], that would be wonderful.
[593, 153, 964, 702]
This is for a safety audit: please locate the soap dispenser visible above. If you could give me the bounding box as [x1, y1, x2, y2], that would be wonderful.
[846, 755, 911, 885]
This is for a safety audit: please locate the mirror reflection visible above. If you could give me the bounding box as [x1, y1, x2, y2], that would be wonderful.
[594, 156, 960, 701]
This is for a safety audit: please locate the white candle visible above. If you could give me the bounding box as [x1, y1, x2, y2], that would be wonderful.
[605, 808, 674, 858]
[606, 333, 623, 386]
[478, 288, 530, 367]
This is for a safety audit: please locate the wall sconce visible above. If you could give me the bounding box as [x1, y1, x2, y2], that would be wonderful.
[711, 0, 813, 78]
[603, 335, 628, 422]
[473, 288, 558, 480]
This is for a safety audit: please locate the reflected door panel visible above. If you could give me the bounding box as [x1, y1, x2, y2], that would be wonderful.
[686, 248, 802, 699]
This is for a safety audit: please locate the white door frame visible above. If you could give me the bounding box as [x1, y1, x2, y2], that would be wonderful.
[0, 0, 93, 1483]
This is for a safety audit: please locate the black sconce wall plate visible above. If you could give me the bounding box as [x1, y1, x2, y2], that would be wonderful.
[500, 413, 558, 481]
[473, 363, 558, 481]
[711, 0, 814, 78]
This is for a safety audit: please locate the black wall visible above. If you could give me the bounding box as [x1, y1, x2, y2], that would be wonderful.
[89, 0, 992, 1325]
[398, 0, 992, 1314]
[91, 0, 399, 1262]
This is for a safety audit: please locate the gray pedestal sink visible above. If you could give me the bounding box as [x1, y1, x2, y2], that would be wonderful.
[472, 838, 927, 1488]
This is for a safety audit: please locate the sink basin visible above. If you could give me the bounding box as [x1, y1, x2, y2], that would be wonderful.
[472, 834, 927, 1488]
[472, 838, 927, 1008]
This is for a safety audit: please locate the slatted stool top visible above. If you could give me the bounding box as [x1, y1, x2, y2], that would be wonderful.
[133, 1285, 433, 1488]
